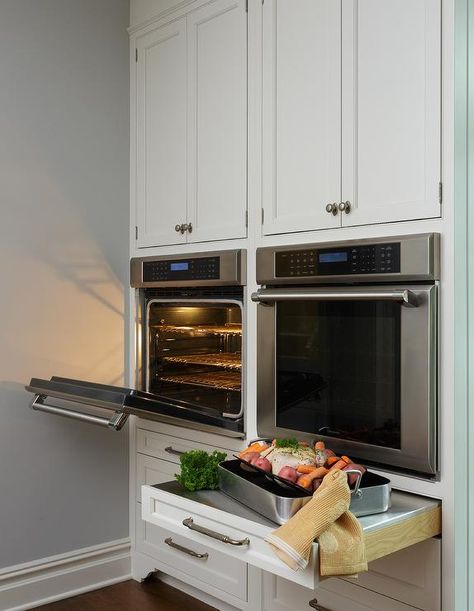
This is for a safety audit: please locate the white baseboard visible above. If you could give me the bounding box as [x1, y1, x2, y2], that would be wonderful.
[0, 538, 131, 611]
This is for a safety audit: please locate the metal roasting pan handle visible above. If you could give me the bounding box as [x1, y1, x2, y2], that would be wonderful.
[251, 288, 418, 307]
[182, 517, 250, 546]
[30, 394, 128, 430]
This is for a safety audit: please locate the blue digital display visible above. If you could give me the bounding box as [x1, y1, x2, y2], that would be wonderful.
[319, 252, 348, 263]
[170, 262, 189, 271]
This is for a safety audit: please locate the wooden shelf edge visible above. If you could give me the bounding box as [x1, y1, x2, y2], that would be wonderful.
[364, 505, 442, 564]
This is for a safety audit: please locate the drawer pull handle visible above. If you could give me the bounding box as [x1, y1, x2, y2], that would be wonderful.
[182, 517, 250, 546]
[309, 600, 331, 611]
[164, 537, 209, 559]
[164, 446, 185, 456]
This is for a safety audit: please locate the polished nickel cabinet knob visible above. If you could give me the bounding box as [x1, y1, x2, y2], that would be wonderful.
[308, 599, 331, 610]
[338, 201, 351, 214]
[175, 223, 193, 234]
[325, 203, 338, 216]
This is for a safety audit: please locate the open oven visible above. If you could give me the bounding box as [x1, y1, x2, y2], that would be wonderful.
[26, 250, 246, 437]
[252, 234, 439, 477]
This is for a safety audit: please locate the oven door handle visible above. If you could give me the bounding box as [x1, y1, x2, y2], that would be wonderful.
[30, 394, 128, 430]
[251, 288, 418, 307]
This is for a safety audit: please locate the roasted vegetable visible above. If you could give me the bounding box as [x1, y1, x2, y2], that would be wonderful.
[297, 466, 328, 489]
[254, 456, 272, 472]
[278, 466, 298, 482]
[176, 449, 227, 491]
[239, 441, 269, 457]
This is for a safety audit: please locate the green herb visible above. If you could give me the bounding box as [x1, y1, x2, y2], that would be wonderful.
[274, 437, 300, 450]
[176, 449, 227, 492]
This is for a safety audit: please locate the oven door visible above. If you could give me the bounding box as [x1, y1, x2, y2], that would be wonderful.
[25, 377, 244, 436]
[252, 285, 438, 475]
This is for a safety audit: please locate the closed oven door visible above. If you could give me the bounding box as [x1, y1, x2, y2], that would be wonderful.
[253, 285, 437, 475]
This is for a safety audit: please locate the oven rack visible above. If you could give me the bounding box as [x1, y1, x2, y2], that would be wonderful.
[157, 324, 242, 336]
[160, 370, 241, 392]
[162, 353, 241, 370]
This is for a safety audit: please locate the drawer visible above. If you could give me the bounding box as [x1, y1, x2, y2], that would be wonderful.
[136, 454, 179, 502]
[136, 509, 247, 601]
[345, 538, 440, 611]
[264, 574, 421, 611]
[142, 483, 318, 589]
[137, 428, 233, 464]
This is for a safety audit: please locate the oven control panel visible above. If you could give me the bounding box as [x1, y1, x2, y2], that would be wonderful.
[143, 256, 220, 282]
[275, 243, 401, 277]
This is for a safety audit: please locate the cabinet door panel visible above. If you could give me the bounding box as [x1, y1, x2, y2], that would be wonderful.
[262, 0, 342, 235]
[187, 0, 247, 243]
[342, 0, 441, 226]
[136, 20, 187, 247]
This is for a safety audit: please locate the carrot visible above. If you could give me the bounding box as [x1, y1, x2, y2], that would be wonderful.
[329, 459, 348, 472]
[325, 456, 340, 467]
[341, 455, 353, 465]
[297, 464, 318, 474]
[239, 442, 269, 457]
[314, 441, 326, 450]
[297, 467, 328, 489]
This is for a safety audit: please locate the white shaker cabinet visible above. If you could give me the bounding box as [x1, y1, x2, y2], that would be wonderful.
[262, 0, 342, 235]
[341, 0, 441, 227]
[136, 19, 187, 248]
[134, 0, 247, 248]
[262, 0, 441, 236]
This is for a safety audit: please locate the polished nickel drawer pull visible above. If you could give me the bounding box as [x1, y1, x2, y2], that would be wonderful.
[308, 599, 331, 610]
[164, 446, 185, 456]
[164, 537, 208, 559]
[182, 517, 250, 546]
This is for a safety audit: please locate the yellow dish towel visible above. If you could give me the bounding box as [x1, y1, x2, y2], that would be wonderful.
[265, 469, 368, 577]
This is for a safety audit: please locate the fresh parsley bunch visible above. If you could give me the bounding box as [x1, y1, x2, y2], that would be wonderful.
[176, 449, 227, 491]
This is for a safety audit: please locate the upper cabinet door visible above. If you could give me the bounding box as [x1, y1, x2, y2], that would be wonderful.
[186, 0, 248, 243]
[341, 0, 441, 226]
[262, 0, 342, 236]
[136, 20, 187, 248]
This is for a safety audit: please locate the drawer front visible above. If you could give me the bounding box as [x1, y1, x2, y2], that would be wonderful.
[345, 538, 440, 611]
[137, 428, 233, 464]
[142, 484, 318, 589]
[264, 574, 419, 611]
[136, 454, 178, 502]
[136, 509, 247, 601]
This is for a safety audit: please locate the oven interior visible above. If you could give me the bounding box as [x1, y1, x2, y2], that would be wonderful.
[146, 300, 242, 418]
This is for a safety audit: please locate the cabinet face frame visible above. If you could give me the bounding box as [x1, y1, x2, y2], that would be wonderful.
[135, 18, 188, 248]
[261, 0, 343, 236]
[341, 0, 442, 227]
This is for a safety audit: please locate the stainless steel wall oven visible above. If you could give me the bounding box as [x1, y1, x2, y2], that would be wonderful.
[253, 234, 439, 476]
[26, 250, 246, 438]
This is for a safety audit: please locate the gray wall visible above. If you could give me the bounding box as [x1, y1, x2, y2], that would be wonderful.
[0, 0, 130, 568]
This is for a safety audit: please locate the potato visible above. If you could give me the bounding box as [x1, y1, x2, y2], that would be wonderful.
[278, 466, 298, 482]
[254, 456, 272, 472]
[241, 452, 261, 465]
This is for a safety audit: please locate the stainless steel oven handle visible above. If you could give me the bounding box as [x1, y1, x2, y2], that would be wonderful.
[182, 517, 250, 546]
[30, 394, 128, 430]
[251, 289, 418, 307]
[164, 537, 209, 559]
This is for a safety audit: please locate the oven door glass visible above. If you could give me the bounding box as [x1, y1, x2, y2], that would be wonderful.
[147, 301, 242, 418]
[276, 300, 401, 449]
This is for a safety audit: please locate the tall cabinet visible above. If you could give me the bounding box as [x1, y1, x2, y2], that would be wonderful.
[262, 0, 442, 235]
[134, 0, 248, 248]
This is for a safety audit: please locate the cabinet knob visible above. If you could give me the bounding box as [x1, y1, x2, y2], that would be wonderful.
[186, 222, 193, 234]
[175, 224, 183, 233]
[338, 201, 351, 214]
[308, 599, 331, 610]
[325, 203, 338, 216]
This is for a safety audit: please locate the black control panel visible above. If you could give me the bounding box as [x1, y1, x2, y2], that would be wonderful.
[143, 256, 220, 282]
[275, 243, 401, 277]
